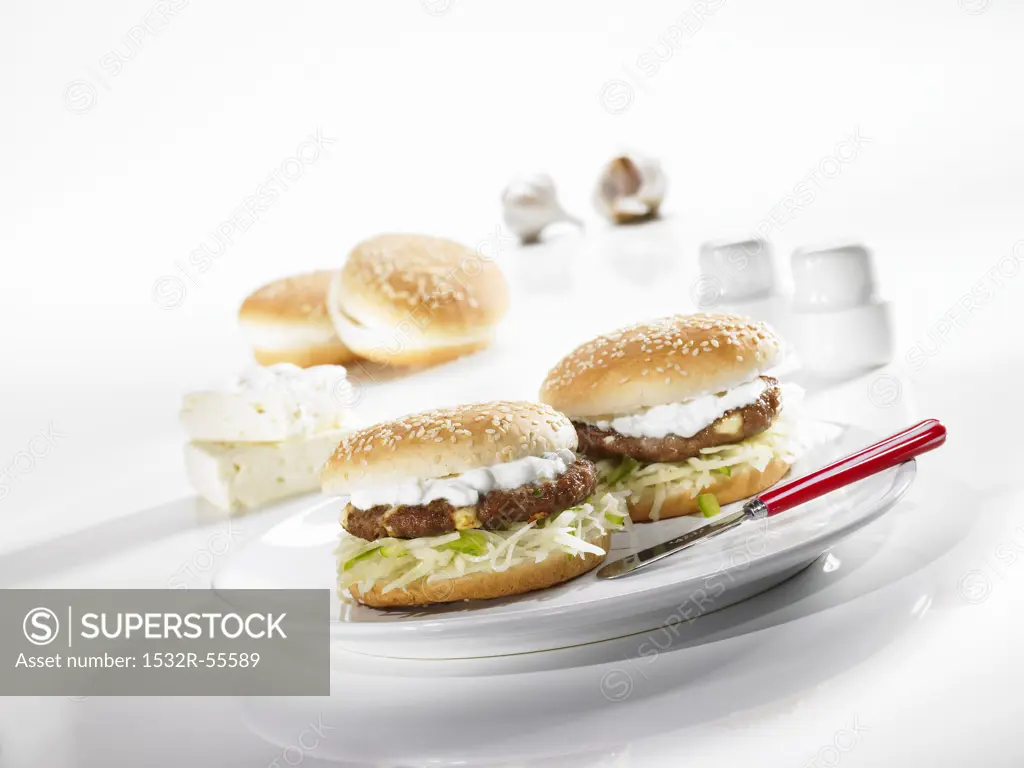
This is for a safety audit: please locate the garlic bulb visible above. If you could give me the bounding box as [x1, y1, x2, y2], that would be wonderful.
[501, 173, 582, 244]
[593, 153, 667, 224]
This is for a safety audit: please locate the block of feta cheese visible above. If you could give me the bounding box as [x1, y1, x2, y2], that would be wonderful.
[180, 363, 356, 443]
[184, 429, 346, 511]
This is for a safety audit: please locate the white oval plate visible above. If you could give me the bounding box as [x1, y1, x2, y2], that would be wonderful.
[213, 423, 916, 658]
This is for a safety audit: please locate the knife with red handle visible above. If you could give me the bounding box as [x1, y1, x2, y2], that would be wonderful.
[595, 419, 947, 579]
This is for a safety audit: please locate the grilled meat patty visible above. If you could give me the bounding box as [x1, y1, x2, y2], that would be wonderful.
[342, 457, 598, 541]
[574, 377, 781, 464]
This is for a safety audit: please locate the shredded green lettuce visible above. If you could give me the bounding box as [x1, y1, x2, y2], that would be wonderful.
[605, 456, 640, 485]
[343, 547, 381, 571]
[443, 530, 489, 556]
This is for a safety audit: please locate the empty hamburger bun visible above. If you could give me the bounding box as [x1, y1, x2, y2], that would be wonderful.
[239, 271, 359, 367]
[348, 531, 609, 607]
[540, 313, 782, 419]
[322, 400, 576, 496]
[327, 234, 509, 367]
[627, 456, 790, 522]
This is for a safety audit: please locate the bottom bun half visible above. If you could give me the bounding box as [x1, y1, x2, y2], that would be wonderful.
[347, 532, 610, 608]
[627, 456, 791, 523]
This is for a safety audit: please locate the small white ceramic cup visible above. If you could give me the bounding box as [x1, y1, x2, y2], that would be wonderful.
[697, 238, 776, 305]
[791, 242, 876, 311]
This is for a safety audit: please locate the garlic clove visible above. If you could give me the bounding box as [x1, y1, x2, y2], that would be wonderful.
[594, 153, 667, 224]
[501, 173, 582, 245]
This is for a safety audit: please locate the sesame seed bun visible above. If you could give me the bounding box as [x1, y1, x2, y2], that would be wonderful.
[347, 531, 609, 607]
[626, 456, 790, 522]
[239, 271, 359, 367]
[327, 234, 510, 367]
[322, 401, 576, 496]
[539, 314, 782, 419]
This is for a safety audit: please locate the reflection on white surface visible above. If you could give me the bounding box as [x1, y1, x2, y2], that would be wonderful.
[508, 234, 579, 294]
[591, 218, 683, 288]
[911, 593, 932, 619]
[261, 496, 343, 548]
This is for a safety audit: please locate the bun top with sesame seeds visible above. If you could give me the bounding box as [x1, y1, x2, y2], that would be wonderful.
[322, 401, 577, 495]
[331, 233, 509, 336]
[539, 313, 783, 419]
[239, 270, 337, 326]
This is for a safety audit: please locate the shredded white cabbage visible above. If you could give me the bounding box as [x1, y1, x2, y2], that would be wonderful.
[335, 492, 629, 596]
[650, 484, 667, 522]
[597, 416, 817, 508]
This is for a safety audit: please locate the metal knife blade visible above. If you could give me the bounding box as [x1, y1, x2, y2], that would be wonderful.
[595, 509, 747, 580]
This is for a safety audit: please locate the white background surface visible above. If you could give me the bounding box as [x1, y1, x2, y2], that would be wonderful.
[2, 0, 1023, 765]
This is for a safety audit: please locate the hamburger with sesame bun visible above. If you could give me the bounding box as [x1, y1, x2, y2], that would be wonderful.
[540, 314, 803, 523]
[325, 401, 628, 608]
[239, 271, 359, 367]
[327, 234, 510, 367]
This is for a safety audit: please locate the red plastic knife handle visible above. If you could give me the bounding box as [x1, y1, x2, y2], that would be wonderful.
[758, 419, 947, 517]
